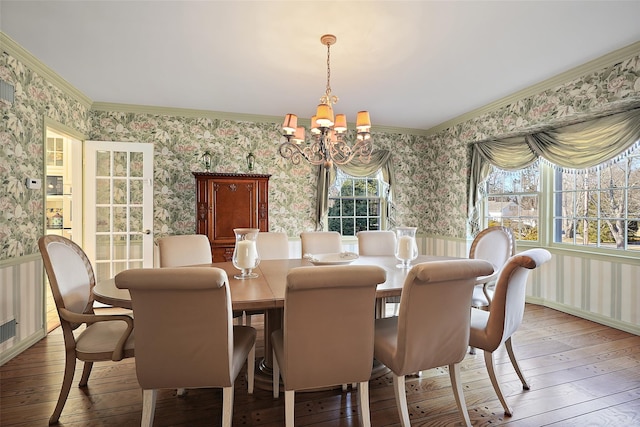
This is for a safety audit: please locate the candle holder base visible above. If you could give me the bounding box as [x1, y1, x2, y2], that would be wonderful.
[234, 270, 258, 280]
[396, 260, 412, 269]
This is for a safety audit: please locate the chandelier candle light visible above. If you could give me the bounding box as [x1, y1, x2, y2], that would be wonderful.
[279, 34, 373, 168]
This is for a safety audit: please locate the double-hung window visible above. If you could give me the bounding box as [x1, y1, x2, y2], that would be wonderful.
[327, 169, 388, 236]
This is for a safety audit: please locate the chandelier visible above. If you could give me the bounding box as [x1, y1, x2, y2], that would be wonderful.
[278, 34, 373, 168]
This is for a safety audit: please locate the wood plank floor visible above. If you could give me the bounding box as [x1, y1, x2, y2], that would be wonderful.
[1, 304, 639, 426]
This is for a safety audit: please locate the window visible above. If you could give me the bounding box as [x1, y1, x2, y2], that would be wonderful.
[327, 169, 388, 236]
[553, 147, 640, 251]
[482, 145, 640, 253]
[484, 164, 540, 241]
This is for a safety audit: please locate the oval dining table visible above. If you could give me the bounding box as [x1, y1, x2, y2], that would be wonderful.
[93, 254, 457, 390]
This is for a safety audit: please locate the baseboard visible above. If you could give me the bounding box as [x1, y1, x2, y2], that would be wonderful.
[526, 296, 640, 336]
[0, 329, 46, 366]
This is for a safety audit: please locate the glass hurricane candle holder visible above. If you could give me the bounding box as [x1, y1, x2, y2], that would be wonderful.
[395, 226, 418, 268]
[232, 228, 260, 279]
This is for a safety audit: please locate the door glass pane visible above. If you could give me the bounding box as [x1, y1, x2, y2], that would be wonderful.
[96, 235, 111, 260]
[96, 179, 111, 204]
[96, 207, 111, 232]
[130, 207, 143, 231]
[113, 207, 128, 233]
[130, 152, 144, 177]
[113, 179, 127, 204]
[114, 151, 128, 177]
[96, 151, 111, 176]
[130, 234, 143, 260]
[130, 180, 143, 204]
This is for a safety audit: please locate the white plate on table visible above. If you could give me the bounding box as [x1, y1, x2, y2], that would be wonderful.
[304, 252, 359, 265]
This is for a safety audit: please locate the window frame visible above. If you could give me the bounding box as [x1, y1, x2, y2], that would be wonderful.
[481, 149, 640, 259]
[325, 169, 389, 236]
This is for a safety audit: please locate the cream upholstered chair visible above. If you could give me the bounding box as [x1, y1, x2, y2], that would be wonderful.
[357, 230, 399, 316]
[299, 231, 342, 257]
[157, 234, 243, 322]
[470, 248, 551, 417]
[256, 231, 290, 260]
[272, 265, 387, 427]
[157, 234, 212, 267]
[115, 267, 256, 427]
[374, 259, 494, 427]
[469, 226, 516, 309]
[356, 230, 396, 255]
[38, 235, 135, 425]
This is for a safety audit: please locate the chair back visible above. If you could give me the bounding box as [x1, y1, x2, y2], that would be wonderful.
[281, 265, 386, 390]
[481, 248, 552, 351]
[39, 235, 96, 328]
[357, 230, 396, 256]
[157, 234, 212, 267]
[299, 231, 342, 256]
[392, 259, 494, 374]
[469, 226, 515, 272]
[115, 267, 236, 389]
[256, 232, 289, 260]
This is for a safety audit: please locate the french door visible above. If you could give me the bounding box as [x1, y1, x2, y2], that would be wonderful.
[84, 141, 154, 282]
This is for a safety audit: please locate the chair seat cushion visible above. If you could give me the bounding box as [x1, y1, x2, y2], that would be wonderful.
[75, 318, 135, 357]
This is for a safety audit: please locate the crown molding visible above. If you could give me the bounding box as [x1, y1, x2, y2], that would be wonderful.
[90, 102, 429, 136]
[1, 32, 93, 109]
[424, 40, 640, 137]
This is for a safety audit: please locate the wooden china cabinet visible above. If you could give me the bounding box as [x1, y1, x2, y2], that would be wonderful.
[193, 172, 270, 262]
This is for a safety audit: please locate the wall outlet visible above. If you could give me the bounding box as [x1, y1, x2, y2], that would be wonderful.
[25, 178, 41, 189]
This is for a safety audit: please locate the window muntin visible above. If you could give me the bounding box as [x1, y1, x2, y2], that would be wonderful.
[328, 169, 387, 236]
[482, 145, 640, 253]
[484, 165, 540, 241]
[553, 147, 640, 251]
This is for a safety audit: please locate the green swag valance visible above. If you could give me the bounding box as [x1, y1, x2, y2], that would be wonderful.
[469, 107, 640, 234]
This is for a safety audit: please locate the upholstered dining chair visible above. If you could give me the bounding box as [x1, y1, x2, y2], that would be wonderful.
[115, 267, 256, 427]
[374, 258, 495, 427]
[272, 265, 387, 427]
[357, 230, 399, 316]
[469, 248, 551, 417]
[299, 231, 342, 257]
[256, 231, 290, 260]
[38, 235, 135, 425]
[469, 226, 516, 309]
[356, 230, 396, 255]
[157, 234, 212, 267]
[157, 234, 244, 323]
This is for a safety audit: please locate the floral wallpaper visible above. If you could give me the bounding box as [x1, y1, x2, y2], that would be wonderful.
[2, 37, 640, 262]
[1, 51, 90, 260]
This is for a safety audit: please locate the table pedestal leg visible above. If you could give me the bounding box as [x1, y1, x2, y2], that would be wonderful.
[254, 307, 282, 391]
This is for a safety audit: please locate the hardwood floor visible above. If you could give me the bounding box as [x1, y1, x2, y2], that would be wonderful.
[1, 304, 639, 426]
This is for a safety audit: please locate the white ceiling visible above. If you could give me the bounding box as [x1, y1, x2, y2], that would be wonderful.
[2, 1, 640, 131]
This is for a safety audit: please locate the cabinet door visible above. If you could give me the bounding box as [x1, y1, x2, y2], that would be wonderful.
[211, 178, 257, 244]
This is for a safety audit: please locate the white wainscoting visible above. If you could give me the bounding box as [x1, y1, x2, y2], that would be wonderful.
[419, 234, 639, 336]
[0, 254, 46, 365]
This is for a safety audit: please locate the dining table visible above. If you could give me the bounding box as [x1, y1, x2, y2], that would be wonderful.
[93, 254, 457, 390]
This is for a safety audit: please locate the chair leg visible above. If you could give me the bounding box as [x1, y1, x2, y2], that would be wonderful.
[284, 390, 295, 427]
[272, 349, 280, 399]
[505, 337, 530, 390]
[247, 344, 255, 395]
[141, 389, 157, 427]
[483, 350, 513, 416]
[49, 351, 76, 424]
[245, 313, 252, 327]
[358, 381, 371, 427]
[222, 386, 234, 427]
[392, 374, 411, 427]
[448, 363, 471, 427]
[78, 361, 93, 386]
[177, 388, 187, 396]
